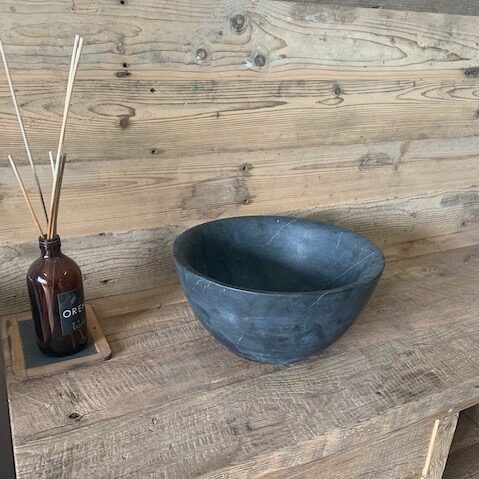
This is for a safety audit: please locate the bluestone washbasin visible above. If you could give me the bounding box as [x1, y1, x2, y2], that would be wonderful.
[173, 216, 384, 364]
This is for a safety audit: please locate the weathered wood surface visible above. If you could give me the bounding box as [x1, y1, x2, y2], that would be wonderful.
[443, 406, 479, 479]
[2, 135, 479, 243]
[1, 78, 479, 167]
[0, 1, 478, 77]
[1, 0, 478, 295]
[1, 0, 478, 245]
[422, 414, 459, 479]
[287, 1, 479, 17]
[1, 1, 479, 183]
[262, 417, 441, 479]
[3, 245, 479, 478]
[2, 183, 479, 316]
[266, 415, 458, 479]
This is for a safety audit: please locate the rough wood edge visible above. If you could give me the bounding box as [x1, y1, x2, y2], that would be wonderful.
[6, 318, 26, 381]
[86, 304, 112, 361]
[422, 412, 460, 479]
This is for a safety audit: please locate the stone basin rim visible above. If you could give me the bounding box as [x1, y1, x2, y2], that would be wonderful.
[173, 215, 385, 297]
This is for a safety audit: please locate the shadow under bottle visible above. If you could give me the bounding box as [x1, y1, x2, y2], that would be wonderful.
[26, 235, 88, 356]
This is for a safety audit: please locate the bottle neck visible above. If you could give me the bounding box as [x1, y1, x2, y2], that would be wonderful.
[39, 235, 62, 258]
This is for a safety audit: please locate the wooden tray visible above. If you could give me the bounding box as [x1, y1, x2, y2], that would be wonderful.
[4, 304, 111, 380]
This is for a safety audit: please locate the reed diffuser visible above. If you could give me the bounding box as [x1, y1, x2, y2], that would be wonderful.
[1, 36, 88, 356]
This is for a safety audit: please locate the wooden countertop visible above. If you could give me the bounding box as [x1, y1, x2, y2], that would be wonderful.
[2, 245, 479, 478]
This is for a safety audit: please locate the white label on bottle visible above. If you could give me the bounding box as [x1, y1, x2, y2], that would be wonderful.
[57, 286, 86, 335]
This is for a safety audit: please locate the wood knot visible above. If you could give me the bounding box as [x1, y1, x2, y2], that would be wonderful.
[359, 152, 392, 170]
[231, 14, 246, 33]
[254, 53, 266, 68]
[196, 48, 208, 62]
[464, 67, 479, 78]
[119, 116, 130, 129]
[69, 412, 82, 421]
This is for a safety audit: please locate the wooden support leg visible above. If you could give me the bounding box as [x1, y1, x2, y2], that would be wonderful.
[422, 413, 459, 479]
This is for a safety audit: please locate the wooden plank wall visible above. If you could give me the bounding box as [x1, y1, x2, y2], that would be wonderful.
[0, 0, 478, 314]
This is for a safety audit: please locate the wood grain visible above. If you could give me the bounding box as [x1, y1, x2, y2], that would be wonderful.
[263, 415, 457, 479]
[2, 245, 479, 478]
[422, 413, 459, 479]
[0, 226, 182, 316]
[0, 2, 478, 476]
[0, 0, 478, 78]
[262, 417, 438, 479]
[1, 78, 479, 166]
[2, 135, 479, 244]
[287, 1, 479, 17]
[1, 184, 479, 316]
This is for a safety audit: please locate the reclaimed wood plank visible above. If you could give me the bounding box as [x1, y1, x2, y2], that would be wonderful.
[0, 226, 182, 316]
[1, 184, 479, 315]
[422, 413, 459, 479]
[260, 417, 436, 479]
[264, 415, 456, 479]
[1, 78, 479, 166]
[3, 245, 479, 478]
[285, 1, 479, 17]
[2, 135, 479, 244]
[0, 1, 478, 79]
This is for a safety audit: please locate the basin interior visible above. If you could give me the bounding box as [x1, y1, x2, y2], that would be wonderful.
[176, 217, 383, 293]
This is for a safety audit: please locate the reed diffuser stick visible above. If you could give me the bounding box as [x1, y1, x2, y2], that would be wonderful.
[0, 40, 49, 225]
[48, 35, 83, 238]
[50, 153, 67, 238]
[48, 153, 64, 239]
[48, 35, 78, 228]
[48, 151, 55, 174]
[8, 155, 45, 237]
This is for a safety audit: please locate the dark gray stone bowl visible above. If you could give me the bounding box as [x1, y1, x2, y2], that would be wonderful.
[173, 216, 384, 364]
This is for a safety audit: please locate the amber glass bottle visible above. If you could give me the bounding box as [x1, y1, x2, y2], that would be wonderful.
[26, 235, 88, 356]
